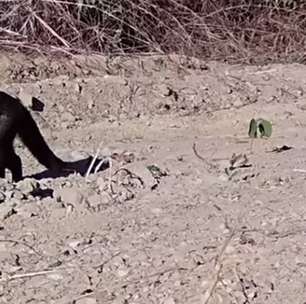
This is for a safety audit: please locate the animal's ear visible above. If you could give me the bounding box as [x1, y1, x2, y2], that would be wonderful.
[31, 97, 45, 112]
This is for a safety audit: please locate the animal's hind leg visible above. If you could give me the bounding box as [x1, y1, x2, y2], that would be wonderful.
[7, 152, 22, 182]
[0, 150, 5, 179]
[0, 167, 4, 179]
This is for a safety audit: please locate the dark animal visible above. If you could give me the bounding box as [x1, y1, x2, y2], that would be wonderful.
[0, 91, 73, 181]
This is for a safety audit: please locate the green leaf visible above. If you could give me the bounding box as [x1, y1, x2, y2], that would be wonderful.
[248, 118, 272, 138]
[248, 118, 258, 138]
[257, 118, 272, 137]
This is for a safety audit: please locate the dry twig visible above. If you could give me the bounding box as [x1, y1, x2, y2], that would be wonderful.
[0, 1, 303, 62]
[0, 270, 57, 282]
[201, 230, 235, 304]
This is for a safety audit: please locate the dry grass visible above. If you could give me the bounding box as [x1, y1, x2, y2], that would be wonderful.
[0, 0, 305, 63]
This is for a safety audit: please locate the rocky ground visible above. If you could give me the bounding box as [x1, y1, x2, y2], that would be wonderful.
[0, 53, 306, 303]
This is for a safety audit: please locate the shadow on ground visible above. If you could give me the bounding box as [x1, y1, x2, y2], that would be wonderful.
[28, 156, 109, 180]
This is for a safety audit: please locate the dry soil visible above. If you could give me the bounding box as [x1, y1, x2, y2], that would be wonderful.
[0, 53, 306, 304]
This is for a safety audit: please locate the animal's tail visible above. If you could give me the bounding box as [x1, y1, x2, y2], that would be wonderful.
[18, 106, 66, 172]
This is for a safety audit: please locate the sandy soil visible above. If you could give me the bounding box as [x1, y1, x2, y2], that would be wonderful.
[1, 53, 306, 304]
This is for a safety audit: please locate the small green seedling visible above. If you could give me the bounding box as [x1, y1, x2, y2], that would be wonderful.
[248, 118, 272, 138]
[147, 165, 167, 179]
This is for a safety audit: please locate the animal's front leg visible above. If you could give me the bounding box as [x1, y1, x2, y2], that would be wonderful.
[7, 153, 22, 182]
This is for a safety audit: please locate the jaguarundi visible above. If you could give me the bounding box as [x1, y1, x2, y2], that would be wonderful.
[0, 91, 74, 182]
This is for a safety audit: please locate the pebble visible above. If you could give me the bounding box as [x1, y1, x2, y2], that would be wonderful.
[12, 190, 25, 201]
[87, 194, 102, 210]
[55, 187, 84, 206]
[61, 112, 75, 122]
[75, 297, 97, 304]
[0, 205, 16, 221]
[16, 178, 40, 195]
[163, 297, 176, 304]
[87, 98, 94, 109]
[96, 177, 107, 192]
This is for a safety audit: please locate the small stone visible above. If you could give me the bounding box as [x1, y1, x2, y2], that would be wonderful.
[0, 205, 17, 221]
[16, 178, 40, 195]
[68, 240, 82, 249]
[297, 89, 304, 96]
[116, 188, 134, 203]
[75, 83, 82, 94]
[83, 69, 91, 75]
[65, 204, 74, 215]
[218, 174, 229, 182]
[75, 297, 97, 304]
[87, 194, 101, 209]
[87, 98, 94, 109]
[163, 297, 176, 304]
[117, 267, 129, 277]
[3, 190, 14, 199]
[47, 273, 64, 281]
[0, 241, 7, 252]
[122, 152, 135, 164]
[100, 191, 111, 205]
[96, 177, 106, 192]
[124, 163, 158, 190]
[57, 104, 65, 112]
[107, 115, 117, 123]
[60, 121, 69, 129]
[233, 98, 243, 108]
[151, 208, 162, 215]
[55, 187, 84, 206]
[227, 87, 233, 94]
[262, 74, 270, 81]
[61, 112, 75, 122]
[12, 190, 25, 200]
[101, 147, 112, 157]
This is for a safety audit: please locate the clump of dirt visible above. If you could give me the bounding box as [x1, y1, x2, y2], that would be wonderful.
[1, 53, 306, 303]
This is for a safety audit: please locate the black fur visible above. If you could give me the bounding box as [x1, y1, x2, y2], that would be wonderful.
[0, 91, 69, 182]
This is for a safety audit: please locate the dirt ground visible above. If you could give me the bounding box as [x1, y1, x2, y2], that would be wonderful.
[1, 53, 306, 304]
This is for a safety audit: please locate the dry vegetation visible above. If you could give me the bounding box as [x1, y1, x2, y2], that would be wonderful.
[0, 0, 305, 63]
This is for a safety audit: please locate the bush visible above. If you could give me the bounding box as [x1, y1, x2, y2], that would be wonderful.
[0, 0, 305, 63]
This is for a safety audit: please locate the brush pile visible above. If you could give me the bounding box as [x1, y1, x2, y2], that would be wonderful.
[0, 0, 305, 63]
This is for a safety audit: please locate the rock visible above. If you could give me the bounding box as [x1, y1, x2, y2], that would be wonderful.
[117, 267, 129, 277]
[61, 111, 75, 122]
[87, 98, 94, 109]
[163, 297, 176, 304]
[55, 187, 84, 206]
[68, 240, 82, 249]
[75, 298, 97, 304]
[218, 174, 229, 182]
[74, 83, 81, 93]
[12, 190, 25, 201]
[47, 273, 64, 281]
[16, 178, 40, 196]
[0, 205, 17, 221]
[96, 177, 107, 192]
[87, 194, 101, 210]
[124, 162, 158, 190]
[116, 187, 135, 204]
[232, 98, 244, 108]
